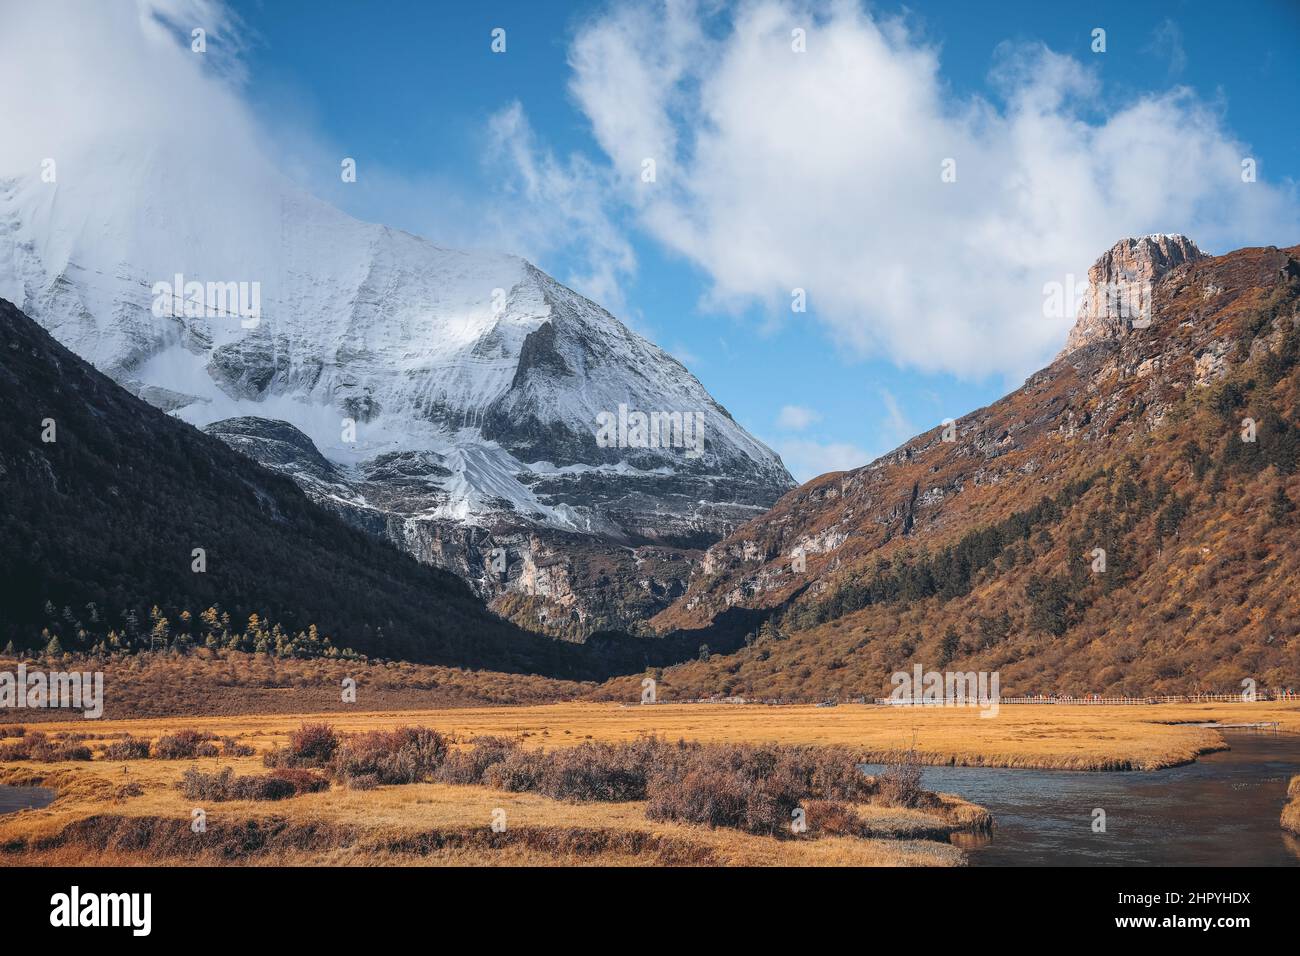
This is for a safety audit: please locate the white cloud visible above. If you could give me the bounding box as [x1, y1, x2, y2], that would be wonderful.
[549, 0, 1300, 381]
[775, 404, 821, 430]
[877, 387, 913, 442]
[11, 0, 1298, 392]
[0, 1, 644, 317]
[0, 1, 259, 176]
[1145, 19, 1188, 77]
[483, 103, 638, 313]
[771, 437, 869, 483]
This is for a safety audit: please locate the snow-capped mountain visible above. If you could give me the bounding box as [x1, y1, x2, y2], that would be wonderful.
[0, 144, 793, 631]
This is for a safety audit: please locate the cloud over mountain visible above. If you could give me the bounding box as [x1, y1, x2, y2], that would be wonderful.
[495, 0, 1300, 381]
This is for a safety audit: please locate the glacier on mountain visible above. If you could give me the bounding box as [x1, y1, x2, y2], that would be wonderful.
[0, 145, 793, 605]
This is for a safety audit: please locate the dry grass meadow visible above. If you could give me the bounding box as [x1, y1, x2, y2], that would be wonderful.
[3, 698, 1299, 866]
[11, 698, 1296, 768]
[0, 753, 983, 867]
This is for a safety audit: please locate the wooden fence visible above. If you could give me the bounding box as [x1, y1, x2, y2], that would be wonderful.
[875, 692, 1298, 706]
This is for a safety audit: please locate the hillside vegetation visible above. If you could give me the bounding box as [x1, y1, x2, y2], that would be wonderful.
[634, 244, 1300, 699]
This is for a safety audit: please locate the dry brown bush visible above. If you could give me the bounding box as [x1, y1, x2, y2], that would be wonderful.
[177, 766, 327, 801]
[875, 751, 925, 808]
[154, 730, 216, 760]
[432, 736, 518, 785]
[329, 727, 448, 786]
[101, 737, 151, 760]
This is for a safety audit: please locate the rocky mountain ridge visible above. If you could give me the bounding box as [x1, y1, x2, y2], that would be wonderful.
[619, 239, 1300, 698]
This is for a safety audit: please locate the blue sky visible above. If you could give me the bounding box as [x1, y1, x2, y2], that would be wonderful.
[227, 0, 1300, 481]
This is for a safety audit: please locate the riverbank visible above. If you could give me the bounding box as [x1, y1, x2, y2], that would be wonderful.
[1284, 775, 1300, 835]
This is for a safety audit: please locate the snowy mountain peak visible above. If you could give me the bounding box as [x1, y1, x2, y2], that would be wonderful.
[0, 157, 793, 565]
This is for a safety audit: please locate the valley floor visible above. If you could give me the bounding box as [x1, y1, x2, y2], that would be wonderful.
[10, 700, 1297, 768]
[3, 701, 1298, 866]
[0, 759, 970, 867]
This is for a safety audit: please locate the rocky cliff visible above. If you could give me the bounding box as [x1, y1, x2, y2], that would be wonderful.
[1061, 234, 1207, 354]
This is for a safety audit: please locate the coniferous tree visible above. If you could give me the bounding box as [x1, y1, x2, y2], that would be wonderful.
[939, 627, 960, 667]
[1270, 484, 1295, 524]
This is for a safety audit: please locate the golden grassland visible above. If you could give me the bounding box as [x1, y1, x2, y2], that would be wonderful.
[0, 731, 978, 867]
[4, 701, 1297, 866]
[11, 699, 1298, 770]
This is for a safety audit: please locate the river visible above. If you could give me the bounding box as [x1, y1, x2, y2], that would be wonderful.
[868, 730, 1300, 865]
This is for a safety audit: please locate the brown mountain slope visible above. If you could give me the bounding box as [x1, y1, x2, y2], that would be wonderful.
[601, 239, 1300, 700]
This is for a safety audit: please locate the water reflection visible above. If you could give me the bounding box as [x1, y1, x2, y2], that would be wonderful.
[0, 785, 55, 815]
[866, 731, 1300, 866]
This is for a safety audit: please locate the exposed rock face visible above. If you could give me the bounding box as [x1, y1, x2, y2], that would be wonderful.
[198, 414, 749, 635]
[1061, 235, 1207, 355]
[204, 417, 348, 486]
[660, 238, 1265, 631]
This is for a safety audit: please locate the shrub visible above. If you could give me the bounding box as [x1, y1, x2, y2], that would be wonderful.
[265, 723, 337, 768]
[0, 742, 28, 760]
[644, 744, 808, 837]
[0, 730, 49, 758]
[230, 775, 296, 801]
[433, 737, 517, 785]
[345, 772, 379, 791]
[479, 738, 681, 800]
[288, 723, 339, 765]
[445, 736, 875, 837]
[102, 737, 152, 760]
[220, 737, 255, 758]
[646, 766, 749, 830]
[177, 766, 324, 801]
[534, 741, 658, 801]
[267, 768, 330, 795]
[875, 753, 925, 808]
[26, 738, 93, 762]
[178, 767, 234, 801]
[802, 750, 876, 802]
[154, 730, 215, 759]
[802, 799, 866, 837]
[330, 727, 448, 786]
[481, 746, 547, 793]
